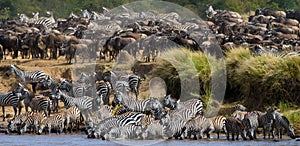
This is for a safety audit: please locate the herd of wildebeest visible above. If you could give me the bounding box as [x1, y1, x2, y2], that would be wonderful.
[0, 5, 299, 64]
[0, 5, 299, 142]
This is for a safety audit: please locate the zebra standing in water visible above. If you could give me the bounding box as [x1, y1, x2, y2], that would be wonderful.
[38, 113, 64, 134]
[5, 64, 47, 93]
[272, 111, 296, 139]
[242, 112, 259, 140]
[61, 106, 81, 133]
[257, 108, 277, 139]
[7, 111, 33, 133]
[87, 112, 144, 139]
[19, 112, 47, 134]
[225, 116, 247, 141]
[0, 86, 24, 121]
[211, 115, 227, 139]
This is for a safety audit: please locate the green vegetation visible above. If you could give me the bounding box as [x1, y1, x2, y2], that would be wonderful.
[1, 0, 300, 19]
[150, 47, 300, 109]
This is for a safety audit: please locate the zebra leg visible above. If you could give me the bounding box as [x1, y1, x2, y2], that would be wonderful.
[226, 132, 229, 140]
[232, 133, 235, 141]
[13, 106, 18, 119]
[2, 106, 5, 121]
[18, 101, 22, 115]
[31, 83, 37, 93]
[263, 127, 266, 139]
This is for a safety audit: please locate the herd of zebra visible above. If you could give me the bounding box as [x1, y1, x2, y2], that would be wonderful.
[0, 64, 297, 141]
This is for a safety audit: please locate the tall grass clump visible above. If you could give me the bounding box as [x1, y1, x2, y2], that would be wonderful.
[150, 48, 225, 108]
[226, 48, 300, 109]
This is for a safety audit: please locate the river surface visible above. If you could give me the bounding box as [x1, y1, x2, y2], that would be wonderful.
[0, 134, 299, 146]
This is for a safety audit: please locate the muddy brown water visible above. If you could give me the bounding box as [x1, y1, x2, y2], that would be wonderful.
[0, 133, 299, 146]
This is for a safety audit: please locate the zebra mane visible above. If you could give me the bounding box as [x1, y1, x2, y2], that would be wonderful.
[281, 115, 290, 125]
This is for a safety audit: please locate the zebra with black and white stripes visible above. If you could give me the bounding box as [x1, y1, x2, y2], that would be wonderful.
[105, 124, 144, 140]
[34, 11, 55, 33]
[242, 112, 259, 140]
[184, 115, 215, 139]
[5, 64, 47, 93]
[128, 74, 145, 99]
[7, 111, 33, 133]
[38, 113, 64, 134]
[96, 80, 112, 105]
[19, 112, 46, 134]
[88, 112, 144, 139]
[113, 91, 162, 116]
[211, 115, 227, 139]
[225, 116, 247, 141]
[257, 108, 277, 139]
[56, 90, 101, 122]
[0, 87, 23, 121]
[272, 111, 296, 139]
[61, 106, 81, 133]
[42, 76, 60, 112]
[142, 122, 166, 140]
[58, 78, 89, 98]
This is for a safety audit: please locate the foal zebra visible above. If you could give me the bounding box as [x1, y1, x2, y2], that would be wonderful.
[5, 64, 47, 93]
[42, 76, 60, 112]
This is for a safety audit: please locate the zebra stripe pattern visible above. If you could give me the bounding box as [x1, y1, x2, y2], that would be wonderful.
[257, 108, 277, 139]
[42, 76, 59, 113]
[272, 111, 295, 139]
[88, 112, 144, 139]
[242, 112, 259, 140]
[128, 74, 145, 99]
[38, 113, 64, 134]
[7, 111, 33, 133]
[225, 116, 247, 141]
[19, 112, 46, 134]
[96, 80, 111, 105]
[0, 88, 22, 121]
[61, 106, 81, 133]
[5, 64, 47, 93]
[211, 115, 227, 139]
[184, 115, 214, 139]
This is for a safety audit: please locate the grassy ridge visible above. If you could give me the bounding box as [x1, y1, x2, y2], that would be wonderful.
[150, 47, 300, 132]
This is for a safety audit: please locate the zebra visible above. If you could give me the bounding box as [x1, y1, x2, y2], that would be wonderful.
[61, 106, 81, 133]
[56, 90, 101, 122]
[127, 74, 146, 99]
[105, 124, 144, 140]
[162, 108, 195, 139]
[42, 76, 60, 112]
[7, 111, 33, 133]
[113, 91, 163, 116]
[231, 110, 248, 120]
[80, 9, 91, 18]
[257, 108, 277, 139]
[87, 112, 144, 139]
[91, 105, 113, 125]
[142, 122, 166, 140]
[0, 87, 23, 121]
[34, 11, 55, 33]
[38, 113, 64, 134]
[58, 78, 90, 98]
[225, 116, 247, 141]
[242, 112, 259, 140]
[234, 104, 247, 111]
[5, 64, 47, 93]
[19, 112, 46, 134]
[96, 80, 112, 105]
[272, 111, 296, 139]
[162, 94, 203, 116]
[211, 115, 227, 139]
[184, 115, 215, 139]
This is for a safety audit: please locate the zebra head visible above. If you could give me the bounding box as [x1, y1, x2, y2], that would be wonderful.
[14, 83, 26, 99]
[234, 104, 247, 111]
[267, 107, 277, 121]
[5, 64, 16, 77]
[77, 73, 92, 84]
[58, 78, 71, 91]
[42, 76, 53, 88]
[162, 94, 178, 110]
